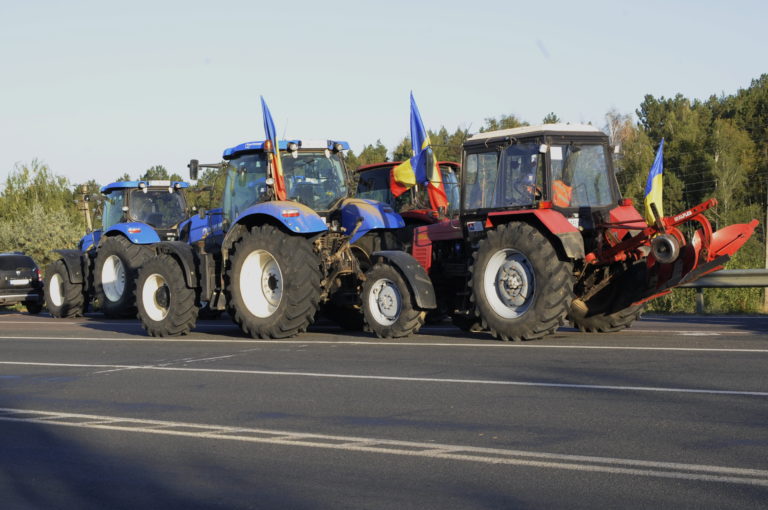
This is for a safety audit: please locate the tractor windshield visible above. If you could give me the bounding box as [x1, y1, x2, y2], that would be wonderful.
[463, 143, 542, 211]
[129, 189, 188, 228]
[550, 144, 614, 208]
[102, 190, 125, 230]
[223, 153, 270, 221]
[281, 151, 348, 212]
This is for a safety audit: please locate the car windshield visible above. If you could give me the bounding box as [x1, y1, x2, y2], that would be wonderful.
[281, 151, 348, 212]
[550, 144, 614, 208]
[129, 189, 188, 228]
[463, 143, 542, 210]
[0, 255, 35, 271]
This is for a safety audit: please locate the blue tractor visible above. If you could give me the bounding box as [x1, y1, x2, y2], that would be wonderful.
[134, 139, 436, 338]
[44, 180, 190, 318]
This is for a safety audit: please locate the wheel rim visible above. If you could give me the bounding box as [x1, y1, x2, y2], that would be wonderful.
[367, 278, 402, 326]
[142, 273, 169, 322]
[49, 273, 64, 307]
[102, 255, 126, 303]
[483, 248, 535, 319]
[240, 250, 283, 318]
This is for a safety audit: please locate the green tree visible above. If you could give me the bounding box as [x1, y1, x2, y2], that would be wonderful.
[479, 114, 528, 132]
[356, 140, 389, 166]
[140, 165, 170, 180]
[391, 137, 411, 162]
[116, 173, 132, 182]
[542, 112, 560, 124]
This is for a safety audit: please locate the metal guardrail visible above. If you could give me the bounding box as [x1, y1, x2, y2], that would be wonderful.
[680, 269, 768, 313]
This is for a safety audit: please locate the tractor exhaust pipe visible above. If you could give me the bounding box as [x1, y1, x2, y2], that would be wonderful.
[651, 234, 680, 264]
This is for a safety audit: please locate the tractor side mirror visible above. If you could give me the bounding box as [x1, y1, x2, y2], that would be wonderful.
[188, 159, 199, 180]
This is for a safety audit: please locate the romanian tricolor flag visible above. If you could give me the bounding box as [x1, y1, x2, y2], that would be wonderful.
[643, 138, 664, 225]
[390, 93, 449, 211]
[261, 96, 288, 201]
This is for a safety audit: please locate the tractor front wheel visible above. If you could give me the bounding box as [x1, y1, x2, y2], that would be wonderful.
[136, 254, 199, 337]
[44, 259, 85, 318]
[226, 225, 321, 339]
[469, 223, 573, 341]
[362, 263, 425, 338]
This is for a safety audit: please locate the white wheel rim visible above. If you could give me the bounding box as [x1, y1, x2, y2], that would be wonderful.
[142, 273, 169, 322]
[367, 278, 402, 326]
[240, 250, 283, 318]
[102, 254, 126, 303]
[49, 273, 64, 307]
[483, 249, 535, 319]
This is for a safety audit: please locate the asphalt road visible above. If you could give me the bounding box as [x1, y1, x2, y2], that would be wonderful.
[0, 311, 766, 509]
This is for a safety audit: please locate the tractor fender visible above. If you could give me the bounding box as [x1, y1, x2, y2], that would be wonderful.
[51, 249, 86, 284]
[152, 241, 199, 289]
[104, 222, 162, 244]
[486, 209, 585, 260]
[79, 230, 102, 252]
[340, 199, 405, 243]
[370, 250, 437, 310]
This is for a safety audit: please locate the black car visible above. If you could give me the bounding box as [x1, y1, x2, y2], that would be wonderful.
[0, 252, 44, 314]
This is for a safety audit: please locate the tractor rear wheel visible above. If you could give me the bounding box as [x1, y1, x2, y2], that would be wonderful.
[469, 223, 573, 341]
[44, 259, 85, 318]
[94, 236, 151, 318]
[226, 224, 321, 339]
[361, 263, 425, 338]
[136, 253, 199, 337]
[569, 301, 644, 333]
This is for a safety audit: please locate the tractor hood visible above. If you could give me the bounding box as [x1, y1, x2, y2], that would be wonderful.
[338, 198, 405, 243]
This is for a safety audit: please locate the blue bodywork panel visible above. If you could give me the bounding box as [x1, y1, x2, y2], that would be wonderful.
[79, 230, 102, 252]
[232, 201, 327, 234]
[339, 198, 405, 243]
[105, 222, 162, 244]
[100, 180, 190, 194]
[223, 140, 350, 159]
[184, 208, 225, 244]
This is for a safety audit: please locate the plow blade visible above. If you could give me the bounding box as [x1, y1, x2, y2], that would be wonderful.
[709, 219, 758, 258]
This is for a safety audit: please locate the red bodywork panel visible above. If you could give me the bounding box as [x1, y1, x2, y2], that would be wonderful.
[486, 209, 579, 234]
[412, 219, 463, 271]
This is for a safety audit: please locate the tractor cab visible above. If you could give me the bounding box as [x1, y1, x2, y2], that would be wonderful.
[356, 161, 461, 222]
[99, 180, 190, 243]
[461, 124, 620, 227]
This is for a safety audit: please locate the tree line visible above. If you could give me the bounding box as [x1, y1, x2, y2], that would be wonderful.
[1, 75, 766, 312]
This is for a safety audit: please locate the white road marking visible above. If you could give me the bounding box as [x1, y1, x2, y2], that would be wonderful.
[0, 335, 767, 352]
[1, 360, 767, 397]
[0, 407, 765, 487]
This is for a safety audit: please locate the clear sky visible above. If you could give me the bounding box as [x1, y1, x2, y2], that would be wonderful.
[1, 0, 766, 186]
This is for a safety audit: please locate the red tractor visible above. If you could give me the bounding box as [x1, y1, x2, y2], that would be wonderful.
[410, 124, 758, 340]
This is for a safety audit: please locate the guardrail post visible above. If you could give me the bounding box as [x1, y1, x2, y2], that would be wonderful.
[695, 288, 705, 314]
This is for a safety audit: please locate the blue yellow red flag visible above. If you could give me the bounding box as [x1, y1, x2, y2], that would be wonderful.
[643, 138, 664, 224]
[390, 93, 449, 210]
[261, 96, 288, 201]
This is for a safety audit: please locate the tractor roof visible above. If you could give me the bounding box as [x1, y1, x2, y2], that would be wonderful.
[466, 123, 605, 145]
[100, 180, 190, 194]
[223, 139, 351, 159]
[355, 160, 460, 173]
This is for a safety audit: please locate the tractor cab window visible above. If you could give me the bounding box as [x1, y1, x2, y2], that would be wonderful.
[440, 164, 461, 216]
[550, 144, 613, 208]
[223, 153, 270, 222]
[129, 189, 187, 228]
[281, 151, 348, 212]
[356, 167, 394, 206]
[102, 190, 125, 230]
[463, 143, 540, 211]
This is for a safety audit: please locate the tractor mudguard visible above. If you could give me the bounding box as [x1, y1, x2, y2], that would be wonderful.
[232, 201, 327, 235]
[183, 208, 225, 243]
[52, 249, 86, 284]
[79, 230, 102, 252]
[153, 241, 199, 289]
[105, 223, 162, 244]
[486, 209, 585, 260]
[371, 250, 436, 310]
[341, 199, 405, 243]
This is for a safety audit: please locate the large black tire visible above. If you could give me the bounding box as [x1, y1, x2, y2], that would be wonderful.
[93, 236, 152, 318]
[569, 301, 644, 332]
[136, 254, 199, 337]
[361, 262, 425, 338]
[469, 223, 573, 341]
[225, 224, 321, 339]
[44, 259, 85, 318]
